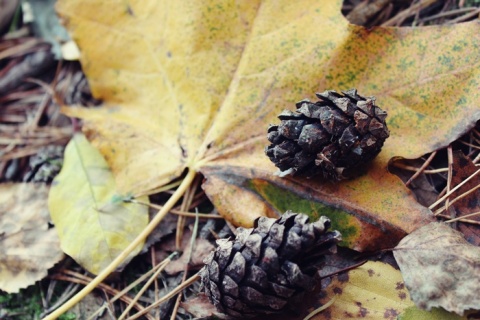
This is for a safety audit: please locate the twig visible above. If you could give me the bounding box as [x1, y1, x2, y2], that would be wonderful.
[445, 210, 480, 224]
[50, 273, 155, 320]
[405, 151, 437, 186]
[127, 272, 201, 320]
[319, 260, 368, 280]
[87, 253, 177, 320]
[130, 199, 223, 219]
[382, 0, 439, 26]
[429, 168, 480, 210]
[40, 282, 80, 318]
[150, 247, 160, 320]
[446, 146, 453, 218]
[434, 183, 480, 216]
[389, 161, 448, 174]
[171, 210, 200, 320]
[303, 295, 337, 320]
[176, 175, 200, 249]
[446, 8, 480, 24]
[419, 7, 480, 23]
[117, 254, 173, 320]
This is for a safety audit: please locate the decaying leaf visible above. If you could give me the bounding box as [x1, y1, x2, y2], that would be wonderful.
[57, 0, 480, 251]
[393, 222, 480, 315]
[48, 133, 149, 275]
[154, 228, 215, 275]
[181, 295, 228, 319]
[315, 261, 413, 320]
[315, 260, 466, 320]
[0, 183, 64, 293]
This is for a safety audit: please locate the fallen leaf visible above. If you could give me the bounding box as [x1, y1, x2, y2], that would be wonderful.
[0, 183, 64, 293]
[393, 222, 480, 315]
[388, 157, 441, 207]
[154, 228, 215, 275]
[313, 261, 413, 319]
[57, 0, 480, 250]
[449, 150, 480, 245]
[314, 260, 466, 320]
[181, 295, 227, 319]
[202, 166, 420, 250]
[48, 133, 149, 275]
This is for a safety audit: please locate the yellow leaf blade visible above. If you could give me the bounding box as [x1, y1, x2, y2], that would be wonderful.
[48, 133, 149, 275]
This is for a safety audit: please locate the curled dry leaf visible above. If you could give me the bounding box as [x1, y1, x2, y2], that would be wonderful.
[0, 183, 64, 293]
[153, 228, 215, 275]
[393, 222, 480, 315]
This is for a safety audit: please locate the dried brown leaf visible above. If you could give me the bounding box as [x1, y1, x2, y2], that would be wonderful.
[154, 228, 215, 275]
[393, 222, 480, 315]
[0, 183, 64, 293]
[181, 295, 227, 319]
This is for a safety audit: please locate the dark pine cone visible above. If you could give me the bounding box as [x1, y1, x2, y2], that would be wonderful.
[200, 211, 341, 318]
[265, 89, 389, 180]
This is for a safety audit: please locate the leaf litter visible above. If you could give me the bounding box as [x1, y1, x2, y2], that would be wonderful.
[51, 0, 480, 318]
[394, 222, 480, 315]
[0, 183, 64, 293]
[390, 121, 480, 239]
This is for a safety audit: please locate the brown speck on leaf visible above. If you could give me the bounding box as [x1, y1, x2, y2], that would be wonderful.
[355, 302, 369, 317]
[395, 282, 404, 290]
[398, 292, 406, 300]
[333, 287, 343, 294]
[383, 308, 399, 319]
[367, 269, 374, 276]
[344, 311, 354, 318]
[323, 309, 332, 319]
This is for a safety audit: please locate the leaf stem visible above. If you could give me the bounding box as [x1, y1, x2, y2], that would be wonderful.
[42, 169, 197, 320]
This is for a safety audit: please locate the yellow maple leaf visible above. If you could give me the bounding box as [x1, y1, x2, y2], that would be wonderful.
[57, 0, 480, 250]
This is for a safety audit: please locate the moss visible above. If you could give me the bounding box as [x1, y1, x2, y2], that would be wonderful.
[248, 180, 361, 247]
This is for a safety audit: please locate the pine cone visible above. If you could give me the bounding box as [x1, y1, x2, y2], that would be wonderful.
[200, 211, 341, 318]
[265, 89, 389, 180]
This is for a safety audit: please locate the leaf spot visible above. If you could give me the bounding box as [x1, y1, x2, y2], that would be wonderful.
[383, 308, 399, 319]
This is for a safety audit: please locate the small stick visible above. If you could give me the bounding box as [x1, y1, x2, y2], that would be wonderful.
[405, 151, 437, 186]
[428, 168, 480, 210]
[434, 183, 480, 216]
[446, 146, 454, 218]
[445, 210, 480, 224]
[127, 272, 201, 320]
[303, 295, 337, 320]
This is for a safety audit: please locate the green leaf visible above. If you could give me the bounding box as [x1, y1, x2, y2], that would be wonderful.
[398, 306, 465, 320]
[48, 133, 149, 275]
